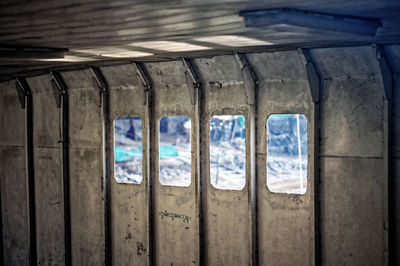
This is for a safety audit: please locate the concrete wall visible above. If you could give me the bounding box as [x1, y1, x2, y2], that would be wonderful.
[248, 50, 315, 266]
[103, 63, 150, 266]
[194, 55, 254, 265]
[0, 81, 30, 265]
[62, 69, 105, 265]
[312, 46, 388, 265]
[28, 74, 65, 265]
[147, 60, 200, 265]
[0, 45, 397, 265]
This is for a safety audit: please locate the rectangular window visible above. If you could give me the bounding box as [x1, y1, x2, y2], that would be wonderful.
[267, 114, 308, 194]
[114, 117, 143, 184]
[210, 115, 246, 190]
[159, 116, 191, 187]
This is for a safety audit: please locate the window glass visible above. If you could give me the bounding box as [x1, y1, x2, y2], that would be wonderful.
[210, 115, 246, 190]
[267, 114, 308, 194]
[159, 116, 191, 187]
[114, 117, 143, 184]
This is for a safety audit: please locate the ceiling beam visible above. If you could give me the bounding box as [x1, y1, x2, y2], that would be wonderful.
[0, 46, 67, 59]
[239, 8, 382, 36]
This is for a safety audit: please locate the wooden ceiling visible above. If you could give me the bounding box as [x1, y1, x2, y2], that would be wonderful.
[0, 0, 399, 81]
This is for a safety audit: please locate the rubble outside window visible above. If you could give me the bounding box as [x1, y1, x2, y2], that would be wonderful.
[267, 114, 308, 194]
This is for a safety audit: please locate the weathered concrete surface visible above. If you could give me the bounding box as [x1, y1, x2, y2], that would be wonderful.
[146, 60, 200, 265]
[63, 70, 103, 148]
[28, 75, 65, 265]
[33, 147, 64, 265]
[102, 64, 149, 266]
[248, 50, 315, 266]
[321, 157, 386, 265]
[312, 46, 387, 265]
[0, 82, 25, 147]
[29, 75, 61, 146]
[0, 82, 30, 265]
[194, 55, 252, 265]
[311, 46, 382, 79]
[0, 46, 395, 265]
[62, 69, 105, 265]
[0, 147, 28, 266]
[319, 78, 384, 158]
[313, 47, 384, 158]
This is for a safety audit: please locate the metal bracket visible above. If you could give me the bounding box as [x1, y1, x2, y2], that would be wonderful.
[15, 78, 32, 109]
[298, 48, 320, 103]
[90, 66, 108, 107]
[182, 58, 200, 105]
[50, 71, 67, 108]
[234, 53, 257, 105]
[374, 45, 393, 101]
[134, 63, 151, 105]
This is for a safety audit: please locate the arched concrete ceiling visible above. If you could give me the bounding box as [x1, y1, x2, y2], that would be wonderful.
[0, 0, 399, 80]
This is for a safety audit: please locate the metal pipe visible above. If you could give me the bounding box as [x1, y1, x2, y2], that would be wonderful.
[299, 49, 322, 266]
[50, 71, 71, 266]
[90, 66, 112, 266]
[16, 78, 37, 266]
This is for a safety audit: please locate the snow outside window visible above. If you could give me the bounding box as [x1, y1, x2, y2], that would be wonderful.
[210, 115, 246, 190]
[159, 116, 191, 187]
[267, 114, 308, 194]
[114, 117, 143, 184]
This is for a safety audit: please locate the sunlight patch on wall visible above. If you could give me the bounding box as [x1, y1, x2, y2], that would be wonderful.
[73, 47, 153, 58]
[38, 55, 98, 62]
[194, 35, 273, 47]
[129, 41, 210, 52]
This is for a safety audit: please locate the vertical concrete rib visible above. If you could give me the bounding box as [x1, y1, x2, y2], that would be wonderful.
[300, 49, 322, 266]
[251, 67, 258, 266]
[0, 155, 2, 266]
[103, 73, 112, 266]
[50, 72, 71, 266]
[182, 58, 205, 265]
[61, 75, 71, 266]
[136, 62, 155, 266]
[376, 46, 395, 266]
[193, 59, 207, 266]
[90, 66, 112, 266]
[16, 78, 37, 266]
[26, 83, 36, 266]
[147, 71, 154, 266]
[246, 55, 258, 266]
[313, 92, 321, 266]
[182, 58, 203, 266]
[235, 52, 259, 266]
[186, 58, 211, 265]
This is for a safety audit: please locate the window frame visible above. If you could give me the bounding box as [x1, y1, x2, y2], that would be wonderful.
[158, 115, 192, 188]
[113, 115, 144, 185]
[208, 113, 247, 191]
[265, 113, 309, 195]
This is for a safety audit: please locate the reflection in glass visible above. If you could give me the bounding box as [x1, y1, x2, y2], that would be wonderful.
[210, 115, 246, 190]
[114, 117, 143, 184]
[267, 114, 308, 194]
[159, 116, 191, 187]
